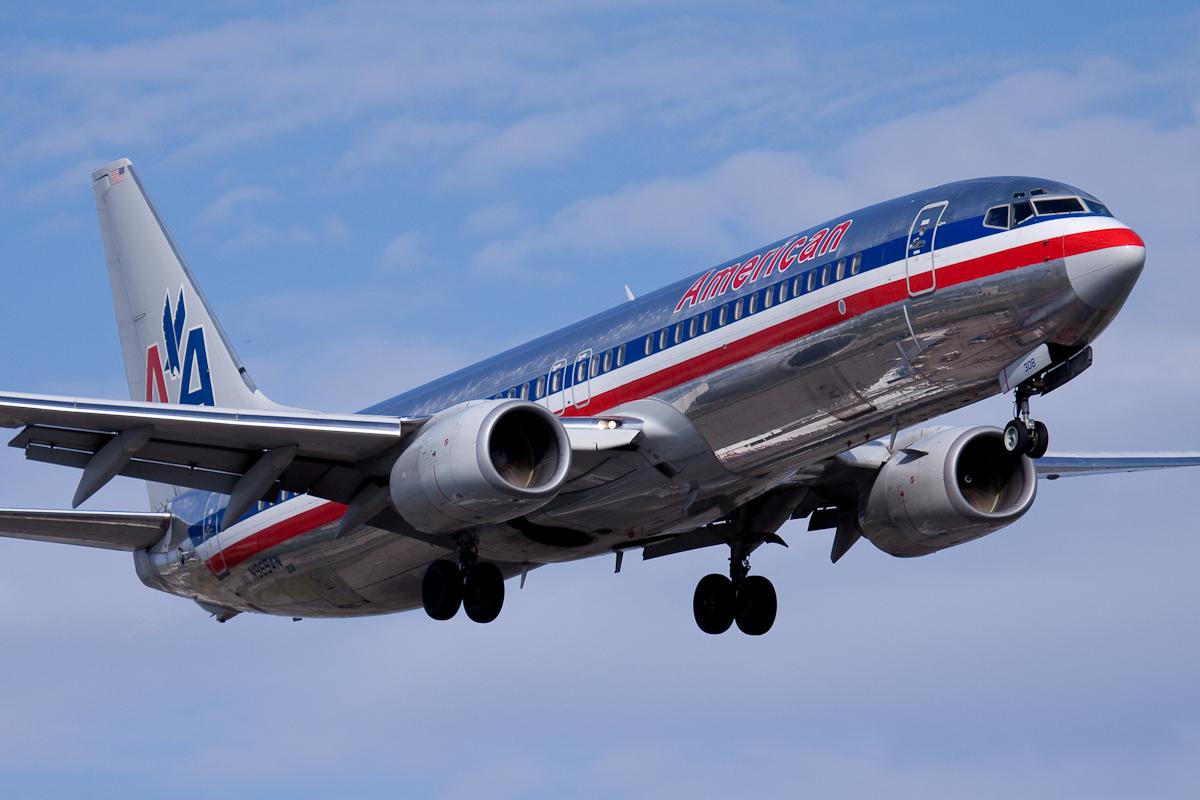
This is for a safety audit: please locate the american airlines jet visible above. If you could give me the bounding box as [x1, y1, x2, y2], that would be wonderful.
[1, 159, 1195, 636]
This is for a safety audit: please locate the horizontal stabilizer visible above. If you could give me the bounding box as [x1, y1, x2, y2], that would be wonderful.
[0, 508, 173, 551]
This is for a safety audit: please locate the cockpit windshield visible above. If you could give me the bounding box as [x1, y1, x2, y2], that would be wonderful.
[983, 193, 1102, 231]
[1032, 196, 1086, 215]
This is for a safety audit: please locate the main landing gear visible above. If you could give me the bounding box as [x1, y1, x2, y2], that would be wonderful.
[422, 535, 505, 624]
[693, 538, 778, 636]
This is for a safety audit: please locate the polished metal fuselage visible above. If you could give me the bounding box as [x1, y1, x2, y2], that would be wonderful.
[137, 180, 1138, 618]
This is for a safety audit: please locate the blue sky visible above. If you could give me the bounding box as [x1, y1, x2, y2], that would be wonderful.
[1, 2, 1199, 798]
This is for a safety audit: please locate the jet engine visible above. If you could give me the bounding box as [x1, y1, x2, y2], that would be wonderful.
[858, 426, 1037, 557]
[390, 399, 572, 534]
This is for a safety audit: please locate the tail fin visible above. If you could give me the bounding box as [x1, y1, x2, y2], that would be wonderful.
[92, 158, 277, 411]
[92, 158, 280, 507]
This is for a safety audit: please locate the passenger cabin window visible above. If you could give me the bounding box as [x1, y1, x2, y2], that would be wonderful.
[659, 329, 669, 350]
[792, 276, 803, 296]
[590, 357, 600, 379]
[762, 287, 774, 309]
[602, 350, 612, 372]
[820, 264, 831, 287]
[616, 344, 626, 366]
[733, 298, 744, 320]
[520, 384, 529, 400]
[535, 376, 546, 399]
[850, 253, 861, 275]
[1012, 200, 1035, 225]
[747, 294, 758, 315]
[701, 311, 711, 333]
[778, 282, 788, 303]
[806, 271, 816, 292]
[835, 258, 846, 281]
[718, 306, 728, 326]
[688, 317, 698, 337]
[984, 205, 1010, 229]
[674, 322, 684, 344]
[550, 370, 561, 393]
[645, 334, 655, 355]
[1033, 196, 1087, 216]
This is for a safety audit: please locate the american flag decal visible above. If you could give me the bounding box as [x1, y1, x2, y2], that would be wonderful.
[109, 166, 126, 185]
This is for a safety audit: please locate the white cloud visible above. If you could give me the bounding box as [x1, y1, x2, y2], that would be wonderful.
[443, 108, 618, 185]
[380, 230, 429, 270]
[475, 57, 1199, 279]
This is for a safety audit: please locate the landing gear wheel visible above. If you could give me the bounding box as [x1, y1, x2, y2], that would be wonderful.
[1027, 420, 1050, 459]
[422, 559, 462, 621]
[462, 562, 505, 624]
[693, 573, 735, 635]
[1003, 419, 1030, 455]
[735, 575, 777, 636]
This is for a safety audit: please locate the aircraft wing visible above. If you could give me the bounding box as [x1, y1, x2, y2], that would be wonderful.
[0, 391, 417, 509]
[1034, 453, 1200, 479]
[0, 391, 643, 518]
[0, 508, 173, 550]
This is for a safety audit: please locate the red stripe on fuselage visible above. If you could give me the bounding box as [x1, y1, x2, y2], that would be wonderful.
[207, 501, 347, 573]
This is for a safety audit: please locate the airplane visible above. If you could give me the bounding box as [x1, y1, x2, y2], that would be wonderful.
[1, 158, 1196, 636]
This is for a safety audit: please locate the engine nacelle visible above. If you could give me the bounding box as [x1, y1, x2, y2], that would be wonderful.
[390, 399, 571, 534]
[858, 426, 1037, 557]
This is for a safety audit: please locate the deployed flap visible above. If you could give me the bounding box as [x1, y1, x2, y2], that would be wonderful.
[0, 509, 172, 551]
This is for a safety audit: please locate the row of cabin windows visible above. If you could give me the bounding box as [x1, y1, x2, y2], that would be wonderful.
[644, 252, 862, 357]
[496, 344, 630, 401]
[983, 195, 1108, 230]
[493, 250, 865, 402]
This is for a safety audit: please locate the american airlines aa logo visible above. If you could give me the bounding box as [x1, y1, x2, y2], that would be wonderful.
[145, 287, 214, 406]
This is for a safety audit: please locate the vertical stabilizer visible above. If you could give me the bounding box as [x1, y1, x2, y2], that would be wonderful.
[92, 158, 280, 507]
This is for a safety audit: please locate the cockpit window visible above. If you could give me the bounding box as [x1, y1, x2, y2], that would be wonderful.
[983, 205, 1010, 230]
[1033, 196, 1087, 216]
[1012, 200, 1035, 225]
[1087, 200, 1112, 217]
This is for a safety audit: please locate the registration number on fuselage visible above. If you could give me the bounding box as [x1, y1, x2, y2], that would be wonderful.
[247, 554, 285, 580]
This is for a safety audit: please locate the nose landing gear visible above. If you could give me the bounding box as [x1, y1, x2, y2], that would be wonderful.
[999, 344, 1094, 459]
[421, 534, 506, 624]
[1003, 387, 1049, 459]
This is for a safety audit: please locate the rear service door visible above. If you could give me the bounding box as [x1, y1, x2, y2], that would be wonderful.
[905, 201, 948, 296]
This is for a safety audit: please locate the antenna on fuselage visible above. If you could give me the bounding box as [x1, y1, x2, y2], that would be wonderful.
[624, 284, 636, 302]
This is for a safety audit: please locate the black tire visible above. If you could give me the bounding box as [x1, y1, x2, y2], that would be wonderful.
[735, 575, 777, 636]
[1003, 419, 1030, 455]
[1028, 420, 1050, 459]
[422, 559, 462, 621]
[462, 562, 505, 624]
[693, 573, 735, 635]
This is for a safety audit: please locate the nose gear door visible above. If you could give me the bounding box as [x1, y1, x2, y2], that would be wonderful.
[905, 201, 948, 296]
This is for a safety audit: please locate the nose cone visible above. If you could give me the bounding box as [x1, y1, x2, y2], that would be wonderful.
[1066, 229, 1146, 309]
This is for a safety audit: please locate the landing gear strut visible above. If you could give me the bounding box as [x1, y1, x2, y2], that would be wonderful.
[421, 534, 505, 624]
[1000, 344, 1094, 459]
[693, 538, 777, 636]
[1003, 386, 1049, 459]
